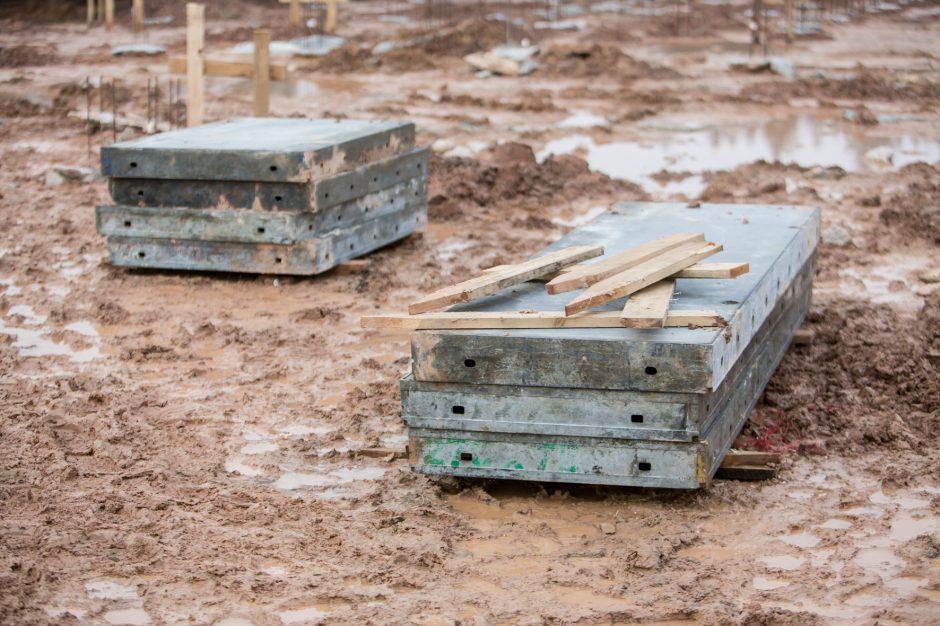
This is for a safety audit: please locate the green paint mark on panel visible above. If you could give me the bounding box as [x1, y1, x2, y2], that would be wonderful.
[565, 465, 578, 473]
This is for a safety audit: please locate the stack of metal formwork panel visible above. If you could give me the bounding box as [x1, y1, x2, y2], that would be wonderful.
[96, 118, 427, 274]
[400, 201, 820, 489]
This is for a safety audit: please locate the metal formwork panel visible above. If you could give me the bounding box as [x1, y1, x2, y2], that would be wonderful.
[96, 178, 427, 244]
[401, 255, 814, 443]
[406, 270, 812, 489]
[108, 148, 428, 211]
[101, 118, 415, 182]
[411, 202, 819, 394]
[104, 203, 424, 275]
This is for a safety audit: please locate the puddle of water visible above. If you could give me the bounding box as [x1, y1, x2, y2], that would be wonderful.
[752, 576, 790, 591]
[759, 555, 804, 571]
[240, 442, 279, 455]
[273, 466, 386, 491]
[278, 424, 334, 437]
[224, 459, 264, 477]
[559, 111, 608, 129]
[214, 619, 256, 626]
[818, 518, 853, 530]
[1, 288, 102, 363]
[85, 580, 138, 601]
[278, 606, 329, 624]
[104, 608, 151, 625]
[853, 547, 905, 574]
[538, 114, 940, 198]
[889, 511, 939, 542]
[779, 532, 821, 549]
[8, 304, 45, 324]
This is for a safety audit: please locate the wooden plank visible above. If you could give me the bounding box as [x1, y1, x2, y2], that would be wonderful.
[408, 245, 604, 315]
[715, 450, 781, 481]
[545, 232, 704, 294]
[253, 30, 271, 117]
[133, 0, 144, 32]
[791, 328, 815, 346]
[362, 309, 725, 330]
[620, 280, 675, 328]
[289, 0, 301, 25]
[105, 0, 114, 31]
[673, 262, 749, 279]
[186, 3, 205, 128]
[168, 56, 288, 81]
[326, 0, 338, 33]
[565, 241, 722, 316]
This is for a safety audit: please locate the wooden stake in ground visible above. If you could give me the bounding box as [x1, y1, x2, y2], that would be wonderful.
[362, 309, 726, 331]
[565, 241, 722, 316]
[620, 279, 676, 328]
[545, 232, 704, 294]
[186, 3, 205, 127]
[133, 0, 144, 32]
[785, 0, 794, 43]
[87, 0, 95, 25]
[326, 0, 338, 33]
[253, 30, 271, 117]
[408, 245, 604, 315]
[104, 0, 114, 31]
[290, 0, 302, 26]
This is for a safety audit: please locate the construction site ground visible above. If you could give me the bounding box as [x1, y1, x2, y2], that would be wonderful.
[1, 1, 939, 623]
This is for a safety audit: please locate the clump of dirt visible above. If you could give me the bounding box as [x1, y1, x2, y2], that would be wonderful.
[427, 142, 646, 219]
[698, 161, 820, 204]
[877, 162, 940, 244]
[0, 44, 58, 68]
[316, 18, 518, 73]
[742, 292, 940, 456]
[742, 69, 940, 103]
[540, 42, 679, 80]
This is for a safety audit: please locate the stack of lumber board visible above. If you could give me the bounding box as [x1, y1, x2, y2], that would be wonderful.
[96, 118, 427, 274]
[367, 201, 819, 489]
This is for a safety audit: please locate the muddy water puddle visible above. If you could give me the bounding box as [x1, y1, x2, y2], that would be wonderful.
[538, 114, 940, 198]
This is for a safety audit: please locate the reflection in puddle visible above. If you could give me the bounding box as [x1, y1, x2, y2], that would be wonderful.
[538, 115, 940, 198]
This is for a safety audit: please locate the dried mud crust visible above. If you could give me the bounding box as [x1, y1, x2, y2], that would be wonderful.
[427, 142, 647, 219]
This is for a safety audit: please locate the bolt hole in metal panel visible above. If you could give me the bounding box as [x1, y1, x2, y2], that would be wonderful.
[403, 202, 819, 489]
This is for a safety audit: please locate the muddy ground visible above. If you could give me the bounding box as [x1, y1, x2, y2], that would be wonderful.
[1, 0, 940, 624]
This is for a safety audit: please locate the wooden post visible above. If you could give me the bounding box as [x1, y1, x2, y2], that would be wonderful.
[87, 0, 95, 24]
[785, 0, 794, 44]
[186, 3, 205, 127]
[133, 0, 145, 33]
[253, 30, 271, 117]
[326, 0, 338, 34]
[104, 0, 114, 31]
[290, 0, 301, 26]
